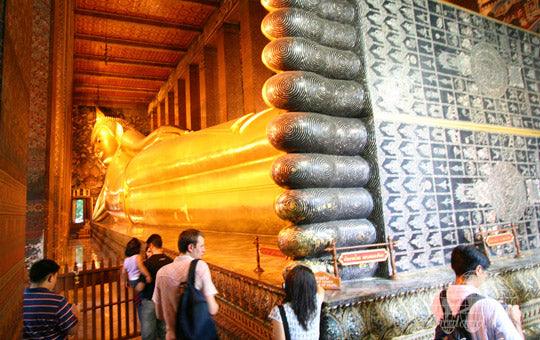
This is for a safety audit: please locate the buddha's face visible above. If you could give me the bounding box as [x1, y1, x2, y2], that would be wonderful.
[92, 125, 118, 165]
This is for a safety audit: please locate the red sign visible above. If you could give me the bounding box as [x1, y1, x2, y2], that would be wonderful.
[338, 248, 389, 266]
[485, 233, 514, 247]
[315, 271, 341, 290]
[260, 247, 286, 258]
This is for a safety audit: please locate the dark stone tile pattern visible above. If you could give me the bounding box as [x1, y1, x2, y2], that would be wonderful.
[358, 0, 540, 127]
[375, 121, 540, 271]
[356, 0, 540, 271]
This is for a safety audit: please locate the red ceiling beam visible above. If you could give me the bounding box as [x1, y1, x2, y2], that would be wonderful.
[73, 83, 160, 92]
[174, 0, 220, 6]
[73, 97, 151, 105]
[74, 84, 158, 94]
[74, 53, 176, 69]
[75, 33, 187, 52]
[75, 70, 168, 82]
[75, 8, 203, 32]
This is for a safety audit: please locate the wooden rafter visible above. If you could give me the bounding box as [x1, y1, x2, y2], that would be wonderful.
[74, 53, 177, 68]
[75, 70, 168, 81]
[73, 97, 151, 104]
[74, 84, 159, 94]
[75, 33, 187, 52]
[173, 0, 220, 6]
[75, 8, 204, 32]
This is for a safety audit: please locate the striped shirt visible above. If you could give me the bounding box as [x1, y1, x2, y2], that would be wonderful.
[23, 287, 78, 339]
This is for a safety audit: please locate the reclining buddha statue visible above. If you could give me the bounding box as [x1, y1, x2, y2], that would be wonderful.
[92, 0, 383, 280]
[91, 108, 285, 235]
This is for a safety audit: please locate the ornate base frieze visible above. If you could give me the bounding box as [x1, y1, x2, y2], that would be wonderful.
[92, 223, 540, 339]
[322, 256, 540, 339]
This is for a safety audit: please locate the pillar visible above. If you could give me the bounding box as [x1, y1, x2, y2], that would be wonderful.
[200, 46, 220, 127]
[177, 78, 187, 130]
[217, 23, 244, 120]
[159, 100, 166, 127]
[0, 0, 32, 337]
[47, 0, 74, 263]
[167, 89, 175, 127]
[26, 0, 52, 263]
[188, 63, 201, 131]
[239, 0, 273, 114]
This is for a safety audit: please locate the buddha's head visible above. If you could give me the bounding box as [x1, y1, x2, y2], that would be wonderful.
[91, 109, 123, 165]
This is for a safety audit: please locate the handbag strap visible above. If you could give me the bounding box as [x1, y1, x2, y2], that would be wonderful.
[278, 305, 291, 340]
[187, 259, 199, 287]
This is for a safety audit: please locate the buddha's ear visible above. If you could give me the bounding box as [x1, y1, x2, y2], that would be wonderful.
[115, 123, 124, 137]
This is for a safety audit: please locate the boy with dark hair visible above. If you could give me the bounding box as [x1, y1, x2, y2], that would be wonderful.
[139, 234, 173, 340]
[153, 228, 218, 340]
[432, 245, 523, 339]
[24, 259, 78, 339]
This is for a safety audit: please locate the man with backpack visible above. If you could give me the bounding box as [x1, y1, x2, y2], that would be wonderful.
[432, 245, 524, 339]
[153, 229, 218, 340]
[139, 234, 173, 340]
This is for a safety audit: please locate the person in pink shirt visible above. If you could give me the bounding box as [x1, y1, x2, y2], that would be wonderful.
[152, 229, 218, 340]
[432, 245, 524, 340]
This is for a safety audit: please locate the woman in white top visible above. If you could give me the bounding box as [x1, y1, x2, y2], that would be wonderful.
[269, 265, 325, 340]
[123, 238, 151, 292]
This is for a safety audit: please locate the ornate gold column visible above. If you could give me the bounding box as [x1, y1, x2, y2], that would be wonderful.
[0, 0, 32, 337]
[47, 0, 74, 263]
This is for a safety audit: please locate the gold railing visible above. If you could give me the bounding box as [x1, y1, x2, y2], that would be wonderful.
[209, 263, 285, 339]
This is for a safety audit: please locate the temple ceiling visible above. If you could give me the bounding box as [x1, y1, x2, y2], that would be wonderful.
[72, 0, 220, 107]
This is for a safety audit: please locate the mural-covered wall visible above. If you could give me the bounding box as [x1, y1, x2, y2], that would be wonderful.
[26, 0, 51, 264]
[356, 0, 540, 271]
[0, 0, 33, 337]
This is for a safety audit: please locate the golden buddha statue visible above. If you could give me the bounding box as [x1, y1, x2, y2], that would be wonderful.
[91, 108, 286, 235]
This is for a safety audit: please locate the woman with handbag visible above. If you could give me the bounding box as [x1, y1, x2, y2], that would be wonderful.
[269, 265, 325, 340]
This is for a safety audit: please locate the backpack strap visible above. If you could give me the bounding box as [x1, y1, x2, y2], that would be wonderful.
[457, 293, 484, 320]
[187, 259, 199, 287]
[439, 289, 452, 318]
[278, 305, 291, 340]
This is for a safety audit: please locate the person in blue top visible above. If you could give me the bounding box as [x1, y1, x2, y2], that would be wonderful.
[23, 259, 78, 339]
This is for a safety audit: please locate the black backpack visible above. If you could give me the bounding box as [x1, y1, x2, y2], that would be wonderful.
[175, 259, 218, 340]
[434, 289, 484, 340]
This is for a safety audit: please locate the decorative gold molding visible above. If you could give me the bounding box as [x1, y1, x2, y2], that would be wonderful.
[376, 113, 540, 138]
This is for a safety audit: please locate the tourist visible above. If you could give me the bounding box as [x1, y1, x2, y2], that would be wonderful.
[23, 259, 78, 338]
[139, 234, 173, 340]
[153, 229, 218, 340]
[432, 245, 524, 339]
[123, 238, 152, 292]
[269, 265, 325, 340]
